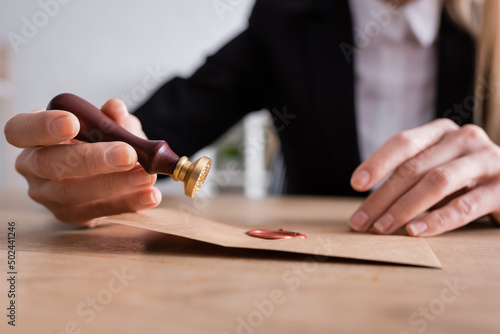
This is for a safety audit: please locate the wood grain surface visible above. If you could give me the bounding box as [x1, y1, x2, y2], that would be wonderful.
[0, 189, 499, 334]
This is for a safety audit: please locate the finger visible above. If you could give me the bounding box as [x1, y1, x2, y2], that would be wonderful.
[100, 98, 146, 138]
[126, 114, 147, 139]
[16, 141, 137, 179]
[100, 98, 129, 125]
[406, 180, 500, 237]
[350, 119, 458, 192]
[29, 166, 156, 206]
[4, 110, 80, 148]
[48, 187, 162, 225]
[349, 125, 490, 232]
[371, 149, 500, 234]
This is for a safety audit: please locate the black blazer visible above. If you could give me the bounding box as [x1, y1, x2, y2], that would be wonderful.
[134, 0, 475, 197]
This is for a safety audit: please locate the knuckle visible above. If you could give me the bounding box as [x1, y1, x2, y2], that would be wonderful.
[31, 148, 51, 178]
[58, 179, 78, 204]
[488, 146, 500, 161]
[385, 175, 403, 192]
[395, 156, 423, 178]
[427, 167, 451, 188]
[81, 145, 99, 174]
[394, 131, 413, 149]
[460, 124, 487, 141]
[455, 197, 477, 217]
[431, 210, 448, 229]
[27, 180, 54, 206]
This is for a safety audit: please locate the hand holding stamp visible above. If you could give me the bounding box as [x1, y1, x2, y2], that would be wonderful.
[47, 93, 212, 198]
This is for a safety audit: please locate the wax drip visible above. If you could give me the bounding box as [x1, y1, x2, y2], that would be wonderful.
[246, 228, 307, 240]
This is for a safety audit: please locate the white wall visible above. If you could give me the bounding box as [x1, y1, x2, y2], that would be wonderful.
[0, 0, 255, 189]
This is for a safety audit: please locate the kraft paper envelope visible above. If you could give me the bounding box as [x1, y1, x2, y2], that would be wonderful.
[101, 208, 441, 268]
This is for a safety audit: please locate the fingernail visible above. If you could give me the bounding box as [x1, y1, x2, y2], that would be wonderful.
[132, 169, 152, 186]
[140, 191, 158, 205]
[90, 220, 111, 228]
[50, 116, 77, 138]
[87, 219, 104, 228]
[106, 145, 134, 167]
[373, 214, 393, 234]
[351, 170, 370, 189]
[349, 210, 369, 231]
[408, 222, 428, 236]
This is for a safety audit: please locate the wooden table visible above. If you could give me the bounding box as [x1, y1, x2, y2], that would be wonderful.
[1, 189, 499, 334]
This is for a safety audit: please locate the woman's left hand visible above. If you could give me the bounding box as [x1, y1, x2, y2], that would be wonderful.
[348, 118, 500, 237]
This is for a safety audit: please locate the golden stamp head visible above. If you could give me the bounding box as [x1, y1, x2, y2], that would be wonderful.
[172, 156, 212, 198]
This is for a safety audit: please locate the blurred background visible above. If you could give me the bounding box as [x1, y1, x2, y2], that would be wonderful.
[0, 0, 281, 198]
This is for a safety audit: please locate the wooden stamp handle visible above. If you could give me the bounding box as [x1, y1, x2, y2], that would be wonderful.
[47, 93, 179, 175]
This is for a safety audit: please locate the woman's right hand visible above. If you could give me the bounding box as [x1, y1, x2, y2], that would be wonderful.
[4, 98, 162, 227]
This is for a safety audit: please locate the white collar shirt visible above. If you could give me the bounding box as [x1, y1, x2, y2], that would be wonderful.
[349, 0, 443, 161]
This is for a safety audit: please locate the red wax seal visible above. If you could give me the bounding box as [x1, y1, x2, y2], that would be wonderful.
[245, 228, 307, 240]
